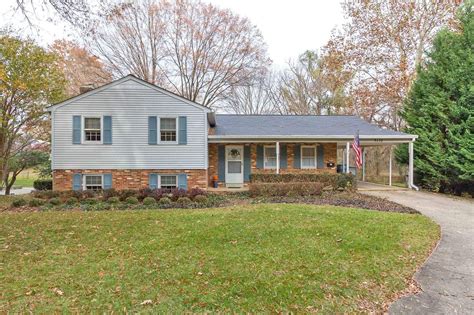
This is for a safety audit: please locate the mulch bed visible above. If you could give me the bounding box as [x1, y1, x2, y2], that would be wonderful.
[251, 192, 419, 214]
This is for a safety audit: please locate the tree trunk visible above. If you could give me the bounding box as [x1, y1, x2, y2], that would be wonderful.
[5, 173, 18, 195]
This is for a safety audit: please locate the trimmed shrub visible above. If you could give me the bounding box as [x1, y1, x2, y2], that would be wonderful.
[177, 196, 192, 207]
[194, 194, 208, 204]
[28, 198, 45, 207]
[48, 197, 61, 206]
[119, 190, 137, 201]
[138, 188, 154, 201]
[170, 188, 187, 201]
[250, 173, 356, 191]
[143, 196, 156, 206]
[187, 187, 206, 199]
[125, 196, 139, 205]
[32, 190, 60, 200]
[107, 196, 120, 204]
[81, 190, 96, 199]
[82, 198, 97, 205]
[249, 182, 323, 197]
[33, 179, 53, 191]
[335, 173, 357, 190]
[102, 188, 118, 200]
[66, 197, 79, 205]
[151, 189, 165, 200]
[11, 198, 27, 207]
[159, 196, 171, 205]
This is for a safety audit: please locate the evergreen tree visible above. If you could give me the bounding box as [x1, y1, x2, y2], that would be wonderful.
[399, 2, 474, 194]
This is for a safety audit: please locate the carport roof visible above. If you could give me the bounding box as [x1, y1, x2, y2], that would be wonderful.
[209, 115, 416, 142]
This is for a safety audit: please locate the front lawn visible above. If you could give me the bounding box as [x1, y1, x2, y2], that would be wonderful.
[0, 204, 439, 313]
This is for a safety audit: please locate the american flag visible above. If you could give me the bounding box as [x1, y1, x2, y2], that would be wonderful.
[352, 131, 362, 168]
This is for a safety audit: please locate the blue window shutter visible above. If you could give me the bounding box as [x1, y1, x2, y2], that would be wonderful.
[72, 115, 81, 144]
[148, 116, 157, 145]
[218, 145, 225, 182]
[178, 174, 188, 190]
[73, 173, 82, 191]
[103, 173, 112, 189]
[317, 145, 324, 168]
[294, 144, 301, 169]
[280, 144, 287, 169]
[103, 116, 112, 144]
[256, 145, 264, 168]
[149, 173, 158, 189]
[178, 116, 187, 145]
[244, 145, 251, 181]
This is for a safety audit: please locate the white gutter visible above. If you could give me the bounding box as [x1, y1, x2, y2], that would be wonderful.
[208, 134, 418, 140]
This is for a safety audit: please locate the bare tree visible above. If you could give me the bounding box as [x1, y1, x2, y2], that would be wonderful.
[89, 0, 166, 85]
[276, 50, 351, 115]
[50, 40, 112, 97]
[86, 0, 270, 108]
[222, 72, 279, 114]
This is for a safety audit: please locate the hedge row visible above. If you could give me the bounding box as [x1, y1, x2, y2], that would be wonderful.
[250, 173, 356, 190]
[32, 187, 206, 202]
[249, 182, 323, 197]
[33, 179, 53, 191]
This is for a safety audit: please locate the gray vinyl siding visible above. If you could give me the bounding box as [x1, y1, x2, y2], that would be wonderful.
[52, 79, 207, 170]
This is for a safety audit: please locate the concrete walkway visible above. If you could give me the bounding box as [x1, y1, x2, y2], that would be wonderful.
[0, 187, 34, 195]
[362, 188, 474, 314]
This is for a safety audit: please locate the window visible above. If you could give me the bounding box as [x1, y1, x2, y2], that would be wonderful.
[264, 146, 277, 169]
[160, 118, 177, 142]
[84, 175, 103, 191]
[160, 175, 177, 190]
[301, 146, 317, 168]
[84, 117, 101, 142]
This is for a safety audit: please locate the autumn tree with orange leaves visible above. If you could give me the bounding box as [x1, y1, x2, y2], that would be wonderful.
[50, 40, 112, 97]
[325, 0, 461, 130]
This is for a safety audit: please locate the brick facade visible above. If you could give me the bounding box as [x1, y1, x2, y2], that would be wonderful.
[53, 169, 208, 191]
[208, 143, 338, 186]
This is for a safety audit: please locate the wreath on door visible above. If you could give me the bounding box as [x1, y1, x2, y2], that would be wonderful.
[229, 149, 241, 159]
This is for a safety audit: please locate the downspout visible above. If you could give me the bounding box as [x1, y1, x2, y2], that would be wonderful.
[408, 141, 419, 191]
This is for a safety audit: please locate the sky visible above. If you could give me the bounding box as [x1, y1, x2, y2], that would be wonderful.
[0, 0, 346, 67]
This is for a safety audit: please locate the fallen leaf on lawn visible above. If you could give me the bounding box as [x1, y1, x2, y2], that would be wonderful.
[336, 239, 343, 242]
[230, 240, 238, 244]
[52, 288, 64, 296]
[140, 299, 153, 305]
[197, 272, 203, 276]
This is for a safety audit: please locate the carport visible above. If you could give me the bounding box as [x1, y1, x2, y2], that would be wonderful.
[338, 134, 419, 190]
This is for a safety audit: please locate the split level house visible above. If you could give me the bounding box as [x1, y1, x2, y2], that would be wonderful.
[47, 75, 419, 191]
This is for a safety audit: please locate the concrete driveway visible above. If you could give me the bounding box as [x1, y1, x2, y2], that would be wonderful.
[362, 188, 474, 314]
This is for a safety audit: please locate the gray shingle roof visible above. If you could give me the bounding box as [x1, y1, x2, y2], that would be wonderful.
[213, 115, 412, 138]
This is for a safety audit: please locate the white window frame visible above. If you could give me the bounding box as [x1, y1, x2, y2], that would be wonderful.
[83, 116, 103, 144]
[264, 145, 277, 169]
[159, 175, 178, 189]
[158, 116, 178, 144]
[301, 145, 317, 169]
[83, 174, 104, 191]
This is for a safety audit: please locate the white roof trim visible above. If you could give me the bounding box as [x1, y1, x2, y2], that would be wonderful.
[47, 75, 211, 112]
[208, 134, 417, 140]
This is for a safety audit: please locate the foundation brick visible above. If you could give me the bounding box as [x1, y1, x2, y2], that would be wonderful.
[53, 169, 207, 191]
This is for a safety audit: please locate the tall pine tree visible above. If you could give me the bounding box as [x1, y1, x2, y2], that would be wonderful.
[400, 2, 474, 194]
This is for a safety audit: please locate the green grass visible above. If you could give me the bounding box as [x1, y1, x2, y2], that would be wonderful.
[0, 204, 439, 313]
[10, 177, 35, 187]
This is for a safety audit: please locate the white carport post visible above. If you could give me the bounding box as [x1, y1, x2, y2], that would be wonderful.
[408, 141, 419, 190]
[362, 148, 366, 181]
[389, 146, 392, 186]
[346, 142, 350, 173]
[276, 141, 280, 174]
